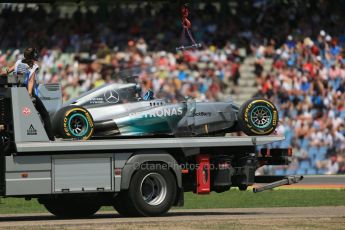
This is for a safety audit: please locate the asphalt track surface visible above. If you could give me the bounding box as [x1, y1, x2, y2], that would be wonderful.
[0, 175, 343, 229]
[282, 175, 345, 188]
[0, 206, 344, 229]
[252, 175, 345, 189]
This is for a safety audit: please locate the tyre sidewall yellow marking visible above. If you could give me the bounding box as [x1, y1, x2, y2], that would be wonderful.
[243, 99, 278, 134]
[62, 107, 94, 139]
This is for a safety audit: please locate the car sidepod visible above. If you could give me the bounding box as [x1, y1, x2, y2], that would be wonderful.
[111, 104, 188, 136]
[187, 102, 237, 135]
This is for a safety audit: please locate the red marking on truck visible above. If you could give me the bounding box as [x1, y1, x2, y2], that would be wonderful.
[196, 154, 210, 194]
[114, 168, 122, 175]
[181, 169, 189, 174]
[22, 107, 31, 116]
[21, 173, 28, 178]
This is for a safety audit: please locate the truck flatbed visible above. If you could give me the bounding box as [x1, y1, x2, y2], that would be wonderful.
[15, 135, 285, 153]
[0, 86, 299, 218]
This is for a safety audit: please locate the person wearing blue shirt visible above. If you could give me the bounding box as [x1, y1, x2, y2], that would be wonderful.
[286, 35, 296, 49]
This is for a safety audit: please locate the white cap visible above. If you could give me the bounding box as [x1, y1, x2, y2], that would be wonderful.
[258, 45, 265, 54]
[326, 35, 332, 42]
[287, 35, 293, 41]
[282, 51, 289, 59]
[316, 56, 322, 61]
[276, 49, 282, 55]
[304, 37, 313, 47]
[13, 49, 20, 56]
[320, 30, 326, 37]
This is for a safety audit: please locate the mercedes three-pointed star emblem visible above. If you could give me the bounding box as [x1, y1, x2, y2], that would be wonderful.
[104, 89, 120, 103]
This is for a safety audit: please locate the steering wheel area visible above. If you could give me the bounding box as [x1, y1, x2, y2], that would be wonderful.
[143, 90, 154, 101]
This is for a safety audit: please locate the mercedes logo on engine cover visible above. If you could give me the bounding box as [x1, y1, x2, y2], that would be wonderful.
[104, 89, 120, 103]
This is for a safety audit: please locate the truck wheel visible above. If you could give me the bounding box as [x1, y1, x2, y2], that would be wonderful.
[53, 106, 94, 140]
[238, 185, 248, 191]
[113, 193, 137, 216]
[238, 98, 278, 136]
[114, 167, 177, 217]
[43, 200, 100, 218]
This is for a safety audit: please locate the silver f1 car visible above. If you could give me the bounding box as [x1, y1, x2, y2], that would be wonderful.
[39, 82, 279, 140]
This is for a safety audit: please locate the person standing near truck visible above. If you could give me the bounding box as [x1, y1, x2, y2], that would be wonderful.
[0, 48, 55, 141]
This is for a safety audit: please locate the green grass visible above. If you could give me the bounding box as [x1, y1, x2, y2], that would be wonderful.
[0, 197, 45, 214]
[0, 189, 344, 214]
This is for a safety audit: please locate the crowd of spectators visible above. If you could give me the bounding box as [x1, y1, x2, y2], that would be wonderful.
[0, 40, 242, 103]
[0, 2, 344, 174]
[254, 31, 345, 175]
[2, 1, 345, 52]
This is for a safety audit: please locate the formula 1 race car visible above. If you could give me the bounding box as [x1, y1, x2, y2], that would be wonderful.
[40, 82, 279, 140]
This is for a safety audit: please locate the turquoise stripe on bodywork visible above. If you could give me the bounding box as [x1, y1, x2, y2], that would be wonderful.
[114, 105, 186, 135]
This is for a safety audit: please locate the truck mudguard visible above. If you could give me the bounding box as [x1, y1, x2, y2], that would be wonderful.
[121, 150, 182, 190]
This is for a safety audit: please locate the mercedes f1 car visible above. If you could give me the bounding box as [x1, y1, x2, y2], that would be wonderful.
[39, 82, 279, 140]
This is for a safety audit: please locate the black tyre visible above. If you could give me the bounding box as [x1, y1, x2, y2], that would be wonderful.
[238, 98, 278, 136]
[53, 106, 94, 140]
[113, 193, 138, 217]
[43, 200, 100, 218]
[238, 184, 248, 191]
[113, 167, 177, 217]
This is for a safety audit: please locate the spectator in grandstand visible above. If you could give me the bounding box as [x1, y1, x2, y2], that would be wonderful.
[317, 155, 340, 175]
[256, 31, 345, 174]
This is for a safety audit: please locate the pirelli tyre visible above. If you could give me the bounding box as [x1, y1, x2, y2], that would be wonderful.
[53, 106, 94, 140]
[238, 98, 278, 136]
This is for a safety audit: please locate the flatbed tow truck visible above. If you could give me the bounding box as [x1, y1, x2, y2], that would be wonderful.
[0, 75, 302, 217]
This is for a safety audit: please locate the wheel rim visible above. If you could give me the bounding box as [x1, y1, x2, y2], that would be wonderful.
[68, 113, 89, 137]
[250, 105, 272, 129]
[140, 173, 167, 206]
